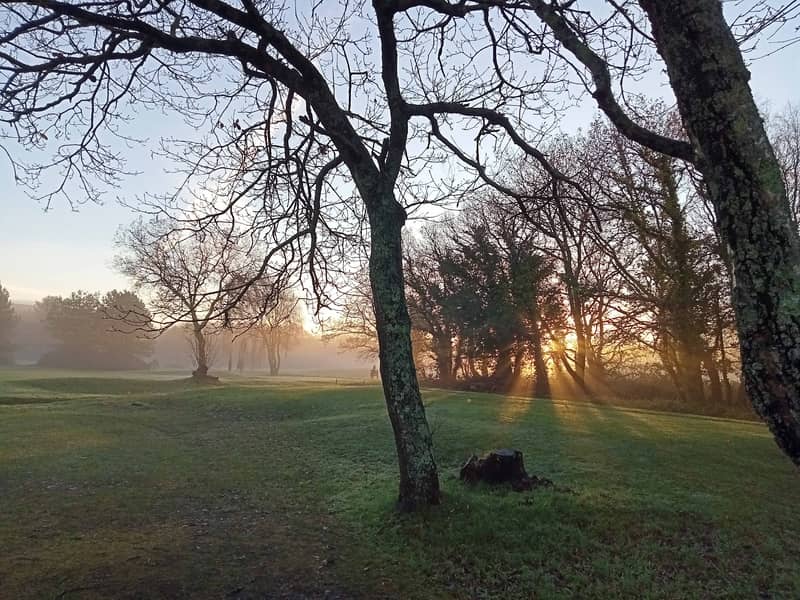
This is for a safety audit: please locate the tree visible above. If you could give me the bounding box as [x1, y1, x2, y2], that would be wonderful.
[322, 271, 381, 361]
[622, 1, 800, 460]
[235, 282, 302, 376]
[36, 290, 153, 369]
[405, 239, 457, 385]
[441, 0, 800, 462]
[0, 282, 17, 365]
[509, 135, 612, 391]
[587, 116, 725, 404]
[405, 205, 565, 394]
[115, 218, 247, 380]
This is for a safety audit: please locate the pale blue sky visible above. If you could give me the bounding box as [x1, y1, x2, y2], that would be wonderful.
[1, 9, 798, 304]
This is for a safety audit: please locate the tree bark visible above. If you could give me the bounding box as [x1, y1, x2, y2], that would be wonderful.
[192, 325, 209, 377]
[367, 192, 440, 510]
[641, 0, 800, 462]
[678, 349, 705, 404]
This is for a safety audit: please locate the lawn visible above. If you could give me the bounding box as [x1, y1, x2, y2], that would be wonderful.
[1, 368, 798, 599]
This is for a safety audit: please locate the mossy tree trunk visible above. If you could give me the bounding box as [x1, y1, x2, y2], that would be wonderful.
[641, 0, 800, 462]
[367, 189, 441, 510]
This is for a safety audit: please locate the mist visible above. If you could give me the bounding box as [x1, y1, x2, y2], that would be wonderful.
[8, 298, 372, 378]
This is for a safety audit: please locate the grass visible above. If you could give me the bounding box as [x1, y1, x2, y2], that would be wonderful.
[1, 367, 798, 599]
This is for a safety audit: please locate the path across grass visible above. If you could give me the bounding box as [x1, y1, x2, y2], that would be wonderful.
[1, 369, 797, 598]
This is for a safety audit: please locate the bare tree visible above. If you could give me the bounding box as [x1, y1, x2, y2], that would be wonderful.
[236, 282, 302, 376]
[115, 217, 246, 380]
[414, 0, 800, 463]
[322, 270, 380, 361]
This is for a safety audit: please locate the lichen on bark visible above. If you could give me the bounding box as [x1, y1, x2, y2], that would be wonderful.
[367, 189, 441, 510]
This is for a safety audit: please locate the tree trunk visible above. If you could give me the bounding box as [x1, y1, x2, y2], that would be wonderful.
[567, 292, 587, 389]
[266, 334, 280, 376]
[529, 318, 551, 398]
[512, 346, 526, 384]
[237, 337, 247, 372]
[675, 342, 705, 404]
[193, 325, 209, 377]
[434, 332, 453, 384]
[704, 350, 723, 406]
[573, 325, 587, 388]
[641, 0, 800, 461]
[494, 345, 514, 390]
[367, 193, 440, 510]
[713, 294, 733, 403]
[452, 337, 463, 380]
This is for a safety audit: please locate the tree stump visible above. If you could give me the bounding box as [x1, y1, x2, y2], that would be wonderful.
[460, 449, 552, 492]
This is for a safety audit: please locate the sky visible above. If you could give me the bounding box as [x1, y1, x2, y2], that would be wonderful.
[1, 5, 799, 305]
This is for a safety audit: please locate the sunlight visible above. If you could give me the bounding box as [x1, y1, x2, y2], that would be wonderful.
[497, 396, 531, 424]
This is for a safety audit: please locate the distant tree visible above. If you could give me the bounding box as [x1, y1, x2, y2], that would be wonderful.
[116, 218, 249, 380]
[324, 269, 431, 375]
[260, 296, 302, 377]
[589, 119, 725, 405]
[510, 132, 619, 390]
[323, 272, 380, 361]
[232, 281, 302, 376]
[36, 290, 153, 369]
[405, 206, 567, 394]
[0, 282, 17, 365]
[405, 240, 457, 384]
[102, 289, 156, 363]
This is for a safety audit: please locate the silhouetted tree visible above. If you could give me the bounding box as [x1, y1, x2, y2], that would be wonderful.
[234, 283, 302, 376]
[323, 271, 380, 361]
[405, 240, 457, 384]
[415, 205, 563, 394]
[589, 117, 725, 404]
[115, 218, 247, 380]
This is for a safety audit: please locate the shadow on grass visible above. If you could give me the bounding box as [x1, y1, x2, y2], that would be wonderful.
[12, 377, 196, 396]
[2, 377, 797, 599]
[357, 485, 769, 599]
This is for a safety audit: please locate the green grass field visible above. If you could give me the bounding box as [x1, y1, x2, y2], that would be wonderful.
[1, 368, 798, 599]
